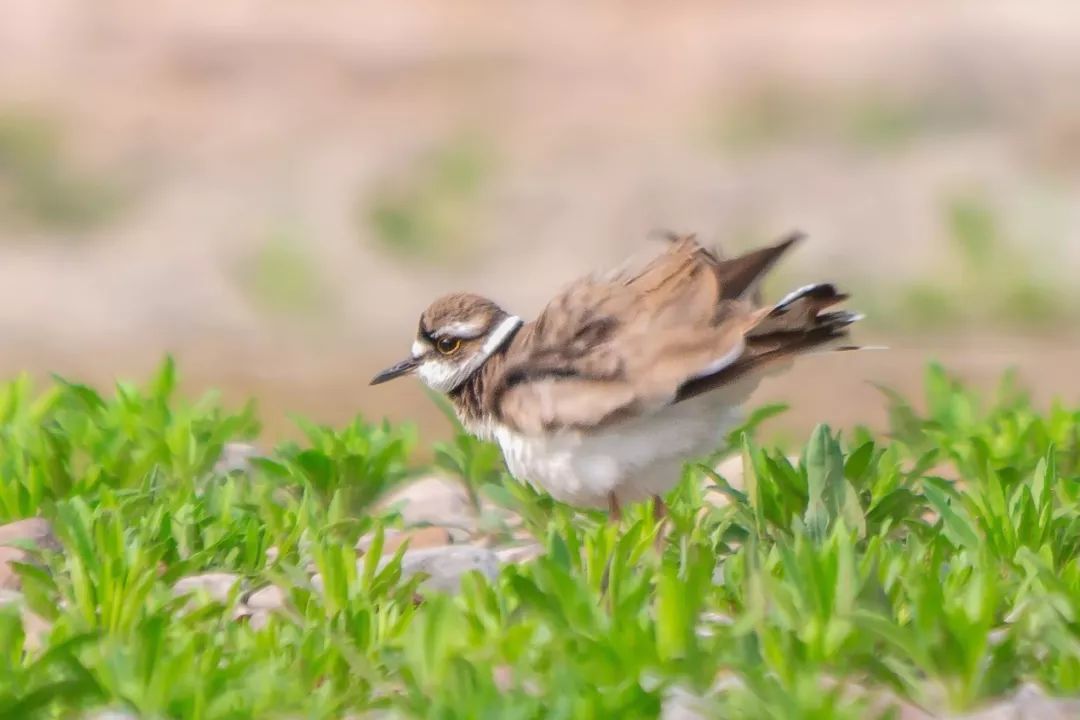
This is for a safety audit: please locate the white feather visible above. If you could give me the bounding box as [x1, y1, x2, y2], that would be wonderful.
[775, 283, 823, 309]
[436, 321, 486, 339]
[416, 315, 523, 393]
[491, 385, 751, 508]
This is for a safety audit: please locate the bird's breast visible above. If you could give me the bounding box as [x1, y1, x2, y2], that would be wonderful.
[487, 393, 744, 508]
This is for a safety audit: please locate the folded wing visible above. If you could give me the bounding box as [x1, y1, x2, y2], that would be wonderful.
[492, 232, 857, 435]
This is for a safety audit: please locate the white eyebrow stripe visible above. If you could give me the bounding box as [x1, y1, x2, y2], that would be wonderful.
[480, 315, 522, 355]
[414, 314, 523, 393]
[434, 321, 486, 339]
[437, 315, 522, 392]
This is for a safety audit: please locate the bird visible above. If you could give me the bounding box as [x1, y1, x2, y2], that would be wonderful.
[370, 231, 863, 519]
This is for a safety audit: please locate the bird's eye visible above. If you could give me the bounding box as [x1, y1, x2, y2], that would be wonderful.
[436, 337, 461, 355]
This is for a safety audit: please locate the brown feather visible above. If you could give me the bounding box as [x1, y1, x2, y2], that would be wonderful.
[487, 235, 801, 434]
[440, 232, 861, 436]
[710, 231, 804, 300]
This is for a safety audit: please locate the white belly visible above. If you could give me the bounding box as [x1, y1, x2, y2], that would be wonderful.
[489, 392, 746, 509]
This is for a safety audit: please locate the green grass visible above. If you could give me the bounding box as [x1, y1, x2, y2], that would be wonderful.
[852, 191, 1076, 333]
[0, 111, 126, 233]
[1, 358, 1080, 718]
[233, 223, 336, 319]
[363, 133, 495, 265]
[711, 83, 989, 156]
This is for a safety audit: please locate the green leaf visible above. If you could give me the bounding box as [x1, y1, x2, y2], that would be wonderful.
[655, 563, 691, 662]
[803, 425, 863, 540]
[741, 435, 769, 538]
[923, 480, 981, 551]
[844, 441, 877, 483]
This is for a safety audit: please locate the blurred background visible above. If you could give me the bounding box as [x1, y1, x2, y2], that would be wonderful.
[1, 0, 1078, 450]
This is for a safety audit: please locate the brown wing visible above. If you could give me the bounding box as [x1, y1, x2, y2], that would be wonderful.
[490, 233, 804, 435]
[675, 282, 862, 404]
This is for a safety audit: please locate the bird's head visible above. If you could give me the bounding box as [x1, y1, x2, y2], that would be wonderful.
[370, 293, 522, 394]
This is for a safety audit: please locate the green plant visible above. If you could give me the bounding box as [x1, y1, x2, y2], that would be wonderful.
[364, 133, 495, 264]
[0, 358, 1078, 718]
[234, 223, 335, 318]
[0, 111, 125, 232]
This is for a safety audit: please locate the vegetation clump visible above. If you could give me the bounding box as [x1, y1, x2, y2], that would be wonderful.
[1, 359, 1078, 718]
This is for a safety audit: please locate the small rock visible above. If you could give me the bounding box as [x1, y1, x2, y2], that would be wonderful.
[214, 443, 262, 474]
[246, 584, 286, 610]
[490, 664, 540, 696]
[661, 686, 714, 720]
[173, 573, 243, 603]
[312, 545, 501, 597]
[952, 683, 1080, 719]
[495, 543, 544, 564]
[392, 545, 500, 593]
[0, 546, 30, 590]
[394, 526, 452, 551]
[711, 455, 744, 488]
[232, 604, 271, 630]
[0, 518, 59, 552]
[82, 710, 140, 720]
[20, 610, 50, 651]
[357, 526, 452, 555]
[867, 693, 935, 720]
[0, 591, 50, 651]
[247, 609, 271, 630]
[377, 476, 475, 529]
[492, 665, 515, 692]
[447, 527, 473, 544]
[894, 703, 936, 720]
[355, 530, 396, 554]
[700, 456, 744, 511]
[694, 611, 733, 639]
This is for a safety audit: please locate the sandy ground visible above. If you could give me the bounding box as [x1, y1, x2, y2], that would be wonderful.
[0, 1, 1078, 453]
[6, 330, 1075, 459]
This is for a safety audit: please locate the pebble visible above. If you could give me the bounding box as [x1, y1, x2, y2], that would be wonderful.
[173, 573, 243, 603]
[0, 517, 60, 552]
[311, 545, 501, 596]
[661, 686, 715, 720]
[711, 455, 744, 488]
[0, 546, 30, 590]
[952, 683, 1080, 719]
[246, 609, 271, 630]
[0, 590, 50, 651]
[495, 543, 544, 564]
[82, 710, 140, 720]
[377, 476, 475, 529]
[246, 584, 286, 610]
[356, 526, 452, 555]
[391, 545, 500, 593]
[214, 442, 263, 474]
[660, 674, 940, 720]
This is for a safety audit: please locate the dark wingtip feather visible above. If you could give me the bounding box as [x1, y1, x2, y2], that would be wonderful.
[776, 229, 807, 250]
[713, 230, 808, 301]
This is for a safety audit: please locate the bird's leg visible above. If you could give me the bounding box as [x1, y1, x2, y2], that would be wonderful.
[600, 493, 622, 596]
[608, 492, 622, 524]
[652, 494, 670, 552]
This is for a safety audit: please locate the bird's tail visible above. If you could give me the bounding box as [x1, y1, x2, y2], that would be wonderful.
[675, 278, 869, 404]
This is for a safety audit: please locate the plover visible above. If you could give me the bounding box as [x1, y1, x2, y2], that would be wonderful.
[371, 232, 862, 517]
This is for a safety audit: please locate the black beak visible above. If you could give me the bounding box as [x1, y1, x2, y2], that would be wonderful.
[370, 357, 420, 386]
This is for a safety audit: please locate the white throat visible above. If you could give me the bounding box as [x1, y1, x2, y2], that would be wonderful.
[417, 314, 523, 393]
